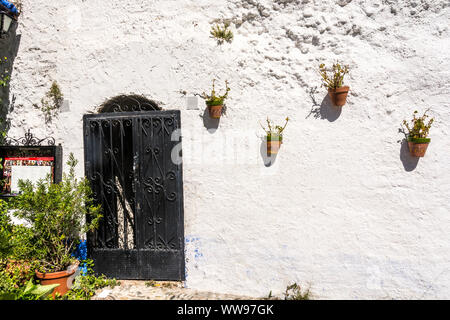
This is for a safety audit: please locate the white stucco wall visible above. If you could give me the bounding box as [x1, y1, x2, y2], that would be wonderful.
[5, 0, 450, 299]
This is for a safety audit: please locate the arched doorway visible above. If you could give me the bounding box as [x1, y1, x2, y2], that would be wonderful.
[83, 95, 185, 280]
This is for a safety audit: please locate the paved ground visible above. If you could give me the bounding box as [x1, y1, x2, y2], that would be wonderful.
[92, 280, 264, 300]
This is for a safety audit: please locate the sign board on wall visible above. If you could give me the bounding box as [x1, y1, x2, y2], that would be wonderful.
[6, 157, 54, 193]
[0, 146, 62, 198]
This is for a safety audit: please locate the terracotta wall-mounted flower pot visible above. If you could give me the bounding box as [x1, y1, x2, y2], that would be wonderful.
[267, 136, 282, 155]
[35, 262, 79, 298]
[207, 104, 223, 119]
[408, 138, 430, 157]
[328, 86, 349, 106]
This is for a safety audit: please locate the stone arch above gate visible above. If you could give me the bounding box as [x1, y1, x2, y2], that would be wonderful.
[97, 94, 161, 113]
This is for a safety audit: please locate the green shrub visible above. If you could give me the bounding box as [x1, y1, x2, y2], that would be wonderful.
[0, 201, 12, 257]
[10, 153, 102, 273]
[60, 259, 119, 300]
[0, 276, 59, 300]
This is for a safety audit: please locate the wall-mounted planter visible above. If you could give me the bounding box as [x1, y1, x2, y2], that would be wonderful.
[319, 63, 350, 107]
[402, 109, 434, 158]
[408, 137, 430, 157]
[261, 117, 289, 157]
[267, 135, 282, 155]
[206, 102, 223, 119]
[201, 79, 230, 120]
[328, 86, 350, 107]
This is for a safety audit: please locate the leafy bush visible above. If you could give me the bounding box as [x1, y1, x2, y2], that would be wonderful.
[10, 153, 102, 273]
[1, 202, 43, 261]
[260, 117, 289, 141]
[319, 62, 349, 90]
[0, 201, 12, 257]
[0, 259, 35, 287]
[200, 79, 230, 106]
[61, 259, 119, 300]
[402, 109, 434, 142]
[0, 259, 58, 300]
[210, 22, 233, 45]
[0, 276, 59, 300]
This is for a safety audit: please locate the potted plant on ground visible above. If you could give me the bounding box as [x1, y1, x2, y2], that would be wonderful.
[402, 109, 434, 157]
[319, 62, 350, 106]
[260, 117, 289, 155]
[199, 79, 230, 119]
[10, 153, 102, 297]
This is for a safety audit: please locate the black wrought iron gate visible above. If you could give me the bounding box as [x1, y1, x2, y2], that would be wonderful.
[83, 111, 185, 280]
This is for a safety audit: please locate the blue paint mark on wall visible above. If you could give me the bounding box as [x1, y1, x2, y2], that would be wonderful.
[184, 235, 205, 286]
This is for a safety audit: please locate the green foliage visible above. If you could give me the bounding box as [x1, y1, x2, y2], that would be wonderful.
[319, 62, 349, 90]
[0, 276, 59, 300]
[200, 79, 230, 106]
[0, 202, 12, 257]
[34, 81, 64, 123]
[0, 259, 34, 288]
[0, 57, 10, 88]
[402, 109, 434, 141]
[62, 259, 119, 300]
[0, 259, 57, 300]
[260, 117, 289, 141]
[0, 258, 118, 300]
[210, 22, 234, 45]
[283, 283, 311, 300]
[10, 153, 102, 273]
[1, 200, 44, 261]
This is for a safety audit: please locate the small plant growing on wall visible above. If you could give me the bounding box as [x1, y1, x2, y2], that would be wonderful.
[0, 57, 10, 89]
[199, 79, 230, 119]
[319, 62, 350, 107]
[402, 109, 434, 157]
[260, 117, 289, 156]
[283, 283, 311, 300]
[0, 56, 11, 108]
[34, 81, 64, 124]
[210, 22, 234, 45]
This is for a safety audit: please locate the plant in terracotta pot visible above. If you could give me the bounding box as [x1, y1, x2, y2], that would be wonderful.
[199, 79, 230, 119]
[402, 109, 434, 157]
[319, 62, 350, 106]
[10, 153, 102, 297]
[260, 117, 289, 156]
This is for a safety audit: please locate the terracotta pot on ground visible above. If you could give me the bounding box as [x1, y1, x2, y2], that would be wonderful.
[328, 86, 349, 106]
[35, 261, 79, 298]
[267, 135, 282, 155]
[207, 104, 223, 119]
[408, 137, 430, 157]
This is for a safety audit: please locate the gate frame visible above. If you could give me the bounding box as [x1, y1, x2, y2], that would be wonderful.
[83, 110, 185, 280]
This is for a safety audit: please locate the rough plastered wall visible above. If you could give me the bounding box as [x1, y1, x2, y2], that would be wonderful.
[5, 0, 450, 299]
